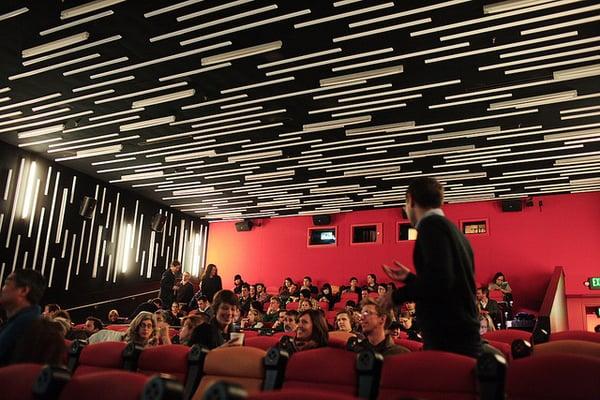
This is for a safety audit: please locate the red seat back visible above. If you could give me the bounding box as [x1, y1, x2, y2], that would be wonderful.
[59, 370, 149, 400]
[483, 329, 531, 344]
[393, 338, 423, 352]
[244, 335, 281, 351]
[283, 347, 357, 395]
[318, 301, 329, 310]
[243, 330, 260, 338]
[489, 290, 504, 302]
[486, 340, 511, 360]
[137, 344, 189, 383]
[286, 302, 299, 311]
[105, 324, 129, 332]
[378, 351, 477, 400]
[325, 311, 338, 327]
[506, 353, 600, 400]
[549, 330, 600, 343]
[0, 363, 42, 400]
[247, 388, 358, 400]
[75, 341, 128, 376]
[263, 303, 270, 312]
[339, 293, 359, 306]
[367, 292, 378, 299]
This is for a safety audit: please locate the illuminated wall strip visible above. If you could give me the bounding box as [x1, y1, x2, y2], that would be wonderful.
[85, 185, 99, 263]
[147, 231, 156, 279]
[144, 0, 205, 18]
[63, 56, 128, 76]
[100, 187, 106, 214]
[100, 240, 106, 267]
[221, 76, 295, 94]
[136, 214, 144, 263]
[131, 200, 139, 249]
[61, 230, 69, 258]
[140, 250, 145, 277]
[55, 188, 68, 243]
[521, 14, 600, 36]
[48, 258, 56, 288]
[75, 220, 86, 275]
[295, 2, 393, 28]
[60, 0, 125, 20]
[27, 179, 41, 238]
[5, 159, 25, 248]
[334, 18, 431, 42]
[3, 169, 12, 201]
[0, 92, 61, 111]
[0, 110, 93, 133]
[41, 172, 60, 275]
[111, 192, 120, 243]
[65, 233, 77, 291]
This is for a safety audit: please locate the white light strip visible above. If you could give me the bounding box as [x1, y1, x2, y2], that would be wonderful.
[6, 159, 24, 247]
[295, 2, 394, 28]
[182, 94, 247, 110]
[90, 41, 232, 79]
[341, 80, 461, 103]
[97, 162, 161, 174]
[25, 34, 120, 67]
[22, 32, 90, 58]
[245, 170, 295, 181]
[334, 18, 431, 42]
[120, 171, 164, 181]
[190, 109, 285, 128]
[132, 89, 195, 108]
[482, 149, 598, 167]
[320, 65, 403, 87]
[89, 107, 143, 121]
[521, 14, 600, 36]
[333, 103, 406, 117]
[72, 75, 134, 92]
[0, 93, 61, 112]
[506, 54, 600, 75]
[446, 79, 554, 100]
[151, 120, 260, 142]
[115, 139, 215, 157]
[55, 145, 122, 161]
[177, 0, 254, 21]
[63, 56, 128, 76]
[489, 90, 577, 109]
[303, 115, 371, 132]
[259, 49, 342, 69]
[91, 157, 136, 165]
[0, 7, 28, 22]
[561, 104, 600, 114]
[303, 139, 393, 154]
[553, 63, 600, 80]
[481, 45, 600, 71]
[151, 5, 277, 42]
[145, 0, 203, 17]
[429, 126, 501, 140]
[164, 151, 216, 162]
[314, 83, 392, 100]
[183, 10, 313, 46]
[63, 116, 139, 133]
[159, 62, 232, 82]
[562, 111, 600, 120]
[17, 124, 64, 139]
[484, 0, 556, 14]
[202, 41, 282, 66]
[61, 0, 125, 19]
[9, 53, 100, 80]
[94, 82, 187, 104]
[194, 122, 283, 140]
[221, 76, 294, 94]
[310, 95, 419, 114]
[500, 35, 599, 59]
[18, 138, 62, 147]
[120, 116, 175, 131]
[298, 150, 386, 164]
[32, 90, 114, 112]
[0, 111, 21, 120]
[41, 10, 113, 36]
[429, 94, 511, 109]
[0, 108, 63, 127]
[145, 140, 247, 158]
[48, 135, 139, 153]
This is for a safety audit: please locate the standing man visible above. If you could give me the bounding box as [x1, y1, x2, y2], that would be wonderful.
[0, 270, 46, 365]
[382, 177, 482, 358]
[160, 261, 181, 308]
[176, 271, 195, 308]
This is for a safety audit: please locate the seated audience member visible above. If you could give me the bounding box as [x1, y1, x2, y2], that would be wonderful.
[107, 309, 120, 323]
[478, 311, 496, 335]
[278, 277, 293, 299]
[299, 289, 319, 309]
[0, 270, 46, 366]
[344, 301, 357, 313]
[11, 318, 66, 365]
[263, 297, 282, 323]
[166, 302, 184, 326]
[358, 298, 409, 357]
[84, 317, 104, 335]
[54, 309, 72, 321]
[130, 298, 162, 319]
[255, 283, 270, 304]
[178, 315, 205, 345]
[477, 287, 500, 326]
[125, 311, 159, 347]
[341, 277, 361, 296]
[294, 309, 328, 351]
[249, 285, 257, 301]
[352, 309, 363, 333]
[238, 284, 253, 315]
[299, 298, 313, 312]
[377, 284, 388, 298]
[283, 310, 299, 333]
[301, 276, 318, 295]
[388, 321, 402, 338]
[335, 311, 354, 333]
[488, 272, 513, 301]
[42, 303, 61, 319]
[361, 287, 370, 300]
[188, 289, 240, 349]
[233, 274, 244, 295]
[366, 274, 378, 292]
[403, 301, 416, 317]
[175, 271, 195, 308]
[271, 310, 287, 332]
[192, 295, 213, 319]
[317, 283, 335, 310]
[387, 282, 397, 293]
[53, 317, 72, 337]
[155, 311, 173, 345]
[241, 309, 264, 329]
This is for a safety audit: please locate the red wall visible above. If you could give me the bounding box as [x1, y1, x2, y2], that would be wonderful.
[206, 192, 600, 311]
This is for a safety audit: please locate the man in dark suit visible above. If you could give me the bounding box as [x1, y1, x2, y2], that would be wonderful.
[477, 287, 501, 327]
[382, 177, 482, 358]
[159, 260, 181, 308]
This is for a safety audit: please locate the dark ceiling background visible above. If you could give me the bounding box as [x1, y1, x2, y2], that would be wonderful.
[0, 0, 599, 220]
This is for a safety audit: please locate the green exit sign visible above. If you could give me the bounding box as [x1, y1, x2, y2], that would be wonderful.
[588, 277, 600, 289]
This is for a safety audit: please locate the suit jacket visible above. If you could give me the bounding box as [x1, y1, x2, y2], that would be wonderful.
[480, 299, 501, 325]
[392, 214, 482, 357]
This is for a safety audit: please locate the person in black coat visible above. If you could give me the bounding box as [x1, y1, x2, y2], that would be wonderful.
[159, 261, 181, 308]
[199, 264, 223, 302]
[477, 287, 501, 327]
[176, 271, 195, 307]
[383, 177, 482, 358]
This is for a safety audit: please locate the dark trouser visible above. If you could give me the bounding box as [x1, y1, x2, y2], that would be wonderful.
[423, 336, 483, 358]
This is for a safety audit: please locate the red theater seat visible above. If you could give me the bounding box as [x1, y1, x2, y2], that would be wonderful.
[534, 340, 600, 358]
[378, 351, 477, 400]
[325, 311, 338, 327]
[506, 353, 600, 400]
[247, 388, 358, 400]
[74, 341, 128, 376]
[483, 329, 531, 344]
[137, 344, 189, 383]
[486, 340, 512, 360]
[286, 302, 299, 311]
[0, 363, 43, 400]
[338, 293, 359, 306]
[243, 330, 260, 338]
[104, 324, 129, 332]
[283, 347, 358, 396]
[318, 301, 329, 310]
[549, 330, 600, 343]
[393, 338, 423, 352]
[245, 335, 281, 351]
[367, 292, 378, 299]
[489, 290, 505, 302]
[59, 371, 149, 400]
[328, 331, 354, 349]
[272, 332, 295, 339]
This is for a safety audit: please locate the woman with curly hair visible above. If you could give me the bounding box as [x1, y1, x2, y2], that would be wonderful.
[124, 311, 158, 347]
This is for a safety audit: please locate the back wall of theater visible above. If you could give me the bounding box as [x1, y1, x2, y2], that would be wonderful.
[206, 191, 600, 312]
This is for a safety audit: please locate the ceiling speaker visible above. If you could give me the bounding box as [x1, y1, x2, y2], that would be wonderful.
[501, 199, 523, 212]
[312, 214, 331, 226]
[79, 196, 97, 219]
[151, 214, 167, 232]
[235, 220, 253, 232]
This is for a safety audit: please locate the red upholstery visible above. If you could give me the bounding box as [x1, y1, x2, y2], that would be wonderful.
[272, 332, 295, 339]
[0, 363, 42, 400]
[489, 290, 505, 302]
[244, 335, 281, 351]
[378, 351, 477, 400]
[243, 330, 260, 338]
[549, 330, 600, 343]
[105, 324, 129, 332]
[286, 302, 299, 311]
[59, 371, 149, 400]
[486, 340, 511, 360]
[75, 341, 128, 376]
[325, 311, 338, 327]
[338, 293, 359, 305]
[506, 353, 600, 400]
[318, 301, 329, 310]
[263, 303, 270, 312]
[283, 347, 357, 395]
[367, 292, 378, 299]
[393, 338, 423, 352]
[247, 388, 358, 400]
[483, 329, 531, 344]
[395, 331, 409, 339]
[137, 344, 189, 383]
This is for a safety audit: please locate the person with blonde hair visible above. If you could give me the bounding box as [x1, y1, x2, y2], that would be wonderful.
[124, 311, 158, 347]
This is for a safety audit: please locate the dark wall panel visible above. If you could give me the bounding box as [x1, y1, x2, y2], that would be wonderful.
[0, 144, 208, 311]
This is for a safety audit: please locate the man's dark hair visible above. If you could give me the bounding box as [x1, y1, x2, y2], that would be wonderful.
[285, 310, 299, 318]
[86, 317, 103, 331]
[368, 273, 377, 282]
[299, 289, 312, 299]
[303, 276, 312, 283]
[241, 283, 250, 290]
[54, 310, 71, 321]
[170, 260, 181, 268]
[349, 277, 357, 282]
[407, 177, 443, 208]
[212, 289, 239, 313]
[45, 304, 60, 313]
[479, 286, 490, 296]
[270, 296, 281, 305]
[13, 270, 46, 305]
[361, 297, 394, 329]
[197, 295, 209, 303]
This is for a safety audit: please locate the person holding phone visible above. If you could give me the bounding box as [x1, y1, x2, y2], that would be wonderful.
[188, 289, 241, 349]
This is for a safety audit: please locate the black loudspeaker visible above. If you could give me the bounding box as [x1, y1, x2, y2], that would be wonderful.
[235, 220, 253, 232]
[151, 214, 167, 232]
[79, 196, 97, 219]
[312, 214, 331, 226]
[501, 199, 523, 212]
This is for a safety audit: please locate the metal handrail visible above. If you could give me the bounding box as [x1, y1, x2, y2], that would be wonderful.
[65, 289, 159, 312]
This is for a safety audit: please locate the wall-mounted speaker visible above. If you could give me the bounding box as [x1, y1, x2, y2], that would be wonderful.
[151, 214, 167, 232]
[312, 214, 331, 226]
[79, 196, 97, 219]
[501, 199, 523, 212]
[235, 220, 253, 232]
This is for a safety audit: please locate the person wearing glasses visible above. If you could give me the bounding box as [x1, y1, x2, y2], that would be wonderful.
[357, 298, 408, 357]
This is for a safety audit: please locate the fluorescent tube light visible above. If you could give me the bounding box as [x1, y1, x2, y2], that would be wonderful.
[484, 0, 556, 14]
[409, 145, 475, 157]
[489, 91, 577, 109]
[119, 116, 175, 131]
[245, 170, 295, 181]
[132, 89, 195, 108]
[320, 66, 403, 87]
[61, 0, 125, 19]
[303, 115, 371, 132]
[229, 151, 282, 162]
[553, 64, 600, 81]
[22, 32, 90, 58]
[18, 124, 64, 139]
[120, 171, 164, 181]
[164, 151, 217, 162]
[201, 41, 282, 66]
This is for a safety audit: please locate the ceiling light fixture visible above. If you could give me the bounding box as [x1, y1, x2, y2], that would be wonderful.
[61, 0, 125, 19]
[201, 41, 282, 66]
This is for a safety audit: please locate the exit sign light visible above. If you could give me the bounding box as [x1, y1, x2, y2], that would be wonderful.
[587, 277, 600, 290]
